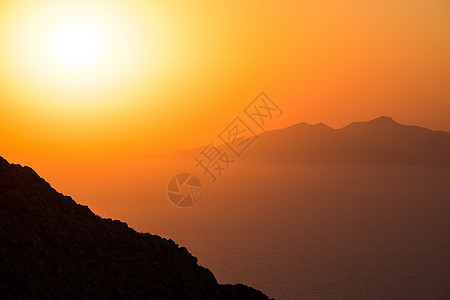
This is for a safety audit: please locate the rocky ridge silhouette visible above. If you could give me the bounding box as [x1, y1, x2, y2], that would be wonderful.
[0, 156, 270, 299]
[164, 116, 450, 167]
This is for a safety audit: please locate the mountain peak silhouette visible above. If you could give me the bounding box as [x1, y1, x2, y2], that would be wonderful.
[0, 156, 270, 299]
[342, 116, 400, 131]
[240, 117, 450, 167]
[152, 116, 450, 167]
[369, 115, 396, 123]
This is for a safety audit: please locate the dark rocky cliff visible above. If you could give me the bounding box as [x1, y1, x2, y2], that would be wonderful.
[0, 157, 270, 299]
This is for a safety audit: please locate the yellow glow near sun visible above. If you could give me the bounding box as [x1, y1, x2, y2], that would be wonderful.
[47, 19, 106, 70]
[0, 0, 165, 115]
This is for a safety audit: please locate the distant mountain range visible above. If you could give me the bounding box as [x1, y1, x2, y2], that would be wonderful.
[0, 157, 270, 299]
[167, 116, 450, 167]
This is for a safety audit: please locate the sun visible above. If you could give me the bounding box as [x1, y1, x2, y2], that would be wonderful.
[47, 19, 106, 70]
[0, 0, 164, 114]
[32, 3, 127, 77]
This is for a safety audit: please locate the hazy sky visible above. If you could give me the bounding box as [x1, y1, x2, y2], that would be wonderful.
[1, 0, 449, 164]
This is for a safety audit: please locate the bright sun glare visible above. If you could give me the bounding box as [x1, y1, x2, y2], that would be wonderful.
[0, 0, 161, 113]
[48, 19, 106, 70]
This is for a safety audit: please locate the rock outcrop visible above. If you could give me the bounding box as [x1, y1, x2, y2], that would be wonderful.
[0, 157, 270, 299]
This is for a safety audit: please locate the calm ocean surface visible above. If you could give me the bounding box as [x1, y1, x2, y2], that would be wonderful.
[77, 163, 450, 299]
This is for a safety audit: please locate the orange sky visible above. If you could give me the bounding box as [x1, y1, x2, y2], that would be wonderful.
[1, 0, 449, 166]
